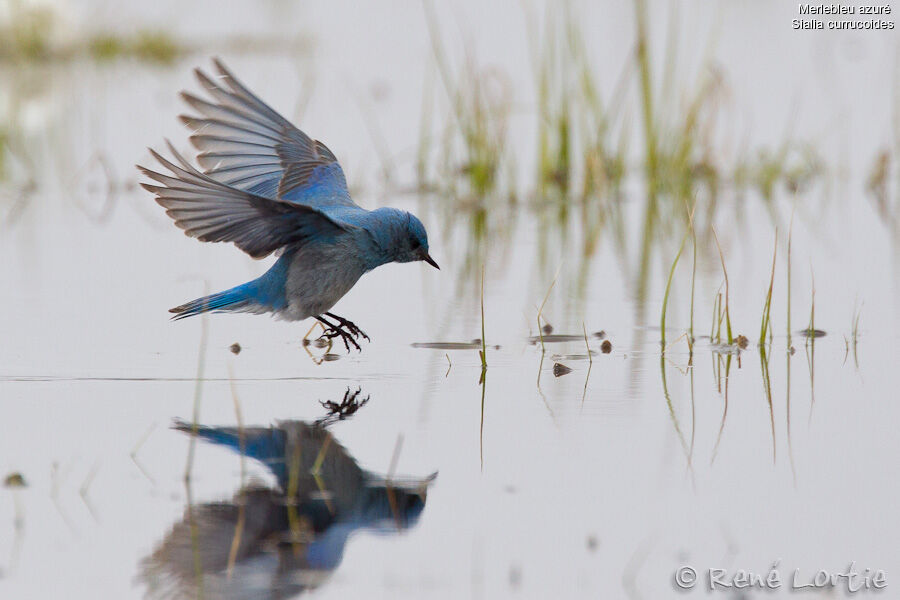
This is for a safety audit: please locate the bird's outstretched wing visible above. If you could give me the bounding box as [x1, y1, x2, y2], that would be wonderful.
[139, 141, 354, 259]
[179, 58, 358, 211]
[172, 419, 365, 504]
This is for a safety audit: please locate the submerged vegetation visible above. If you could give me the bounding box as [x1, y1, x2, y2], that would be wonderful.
[0, 4, 183, 64]
[660, 234, 686, 350]
[866, 79, 900, 233]
[88, 31, 181, 64]
[759, 234, 778, 346]
[422, 0, 513, 199]
[412, 0, 828, 313]
[0, 4, 311, 65]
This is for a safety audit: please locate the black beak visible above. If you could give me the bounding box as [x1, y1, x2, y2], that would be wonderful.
[422, 252, 440, 270]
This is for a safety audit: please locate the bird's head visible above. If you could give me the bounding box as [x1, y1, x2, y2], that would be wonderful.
[367, 208, 439, 269]
[400, 212, 439, 269]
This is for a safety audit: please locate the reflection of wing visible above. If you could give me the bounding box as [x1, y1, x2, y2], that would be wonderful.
[181, 58, 360, 211]
[143, 488, 285, 575]
[139, 487, 323, 600]
[139, 143, 354, 259]
[173, 420, 366, 512]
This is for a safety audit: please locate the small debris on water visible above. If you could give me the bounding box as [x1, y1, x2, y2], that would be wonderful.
[3, 473, 26, 488]
[313, 338, 330, 349]
[586, 535, 599, 552]
[593, 330, 606, 340]
[798, 328, 827, 338]
[790, 346, 796, 355]
[601, 340, 612, 354]
[528, 334, 586, 344]
[323, 353, 341, 361]
[735, 335, 749, 349]
[542, 323, 554, 335]
[411, 341, 495, 350]
[553, 362, 573, 377]
[229, 342, 241, 355]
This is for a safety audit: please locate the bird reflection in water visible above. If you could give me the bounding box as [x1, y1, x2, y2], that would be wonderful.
[139, 392, 433, 599]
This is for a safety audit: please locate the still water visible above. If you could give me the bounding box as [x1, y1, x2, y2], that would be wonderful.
[1, 1, 898, 598]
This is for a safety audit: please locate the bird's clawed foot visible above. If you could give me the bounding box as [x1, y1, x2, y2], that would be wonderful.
[325, 312, 370, 342]
[315, 314, 369, 353]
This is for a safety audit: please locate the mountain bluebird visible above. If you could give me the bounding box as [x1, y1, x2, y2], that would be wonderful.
[138, 59, 439, 351]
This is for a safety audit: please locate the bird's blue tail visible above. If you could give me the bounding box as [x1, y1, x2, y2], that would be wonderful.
[169, 283, 255, 320]
[167, 252, 292, 320]
[172, 420, 287, 467]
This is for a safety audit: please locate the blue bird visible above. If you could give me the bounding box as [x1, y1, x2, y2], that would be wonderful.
[138, 59, 439, 351]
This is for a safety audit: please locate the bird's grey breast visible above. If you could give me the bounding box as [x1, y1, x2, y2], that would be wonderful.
[281, 233, 370, 320]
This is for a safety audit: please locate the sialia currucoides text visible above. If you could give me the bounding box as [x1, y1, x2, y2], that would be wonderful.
[138, 59, 439, 351]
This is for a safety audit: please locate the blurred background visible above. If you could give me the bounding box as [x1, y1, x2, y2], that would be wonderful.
[0, 0, 898, 598]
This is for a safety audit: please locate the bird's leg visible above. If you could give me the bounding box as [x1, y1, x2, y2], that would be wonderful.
[315, 315, 361, 353]
[302, 320, 328, 347]
[324, 312, 370, 341]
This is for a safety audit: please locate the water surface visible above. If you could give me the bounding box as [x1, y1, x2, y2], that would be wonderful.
[1, 2, 898, 598]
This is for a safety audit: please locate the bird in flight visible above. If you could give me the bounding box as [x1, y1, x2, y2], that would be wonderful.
[138, 59, 439, 352]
